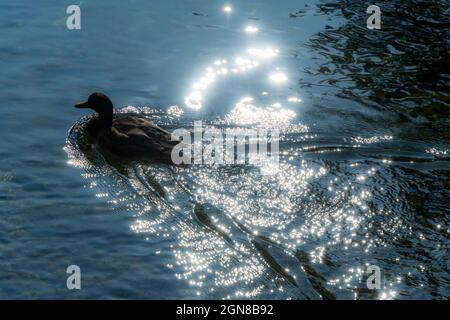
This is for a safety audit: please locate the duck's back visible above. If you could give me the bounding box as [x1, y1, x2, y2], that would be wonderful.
[114, 117, 173, 138]
[98, 116, 180, 160]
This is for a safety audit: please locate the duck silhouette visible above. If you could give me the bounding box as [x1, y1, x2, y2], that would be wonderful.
[75, 92, 179, 161]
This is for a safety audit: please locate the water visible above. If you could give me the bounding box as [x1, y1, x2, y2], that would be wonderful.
[0, 0, 449, 299]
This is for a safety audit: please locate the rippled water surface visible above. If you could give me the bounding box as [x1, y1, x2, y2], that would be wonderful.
[1, 0, 449, 299]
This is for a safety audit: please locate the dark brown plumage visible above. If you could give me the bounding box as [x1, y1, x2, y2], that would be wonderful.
[75, 92, 179, 161]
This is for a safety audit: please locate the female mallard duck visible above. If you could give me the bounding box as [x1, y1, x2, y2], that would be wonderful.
[75, 92, 179, 161]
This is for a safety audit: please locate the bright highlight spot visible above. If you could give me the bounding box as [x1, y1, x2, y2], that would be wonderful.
[185, 91, 203, 110]
[167, 105, 184, 117]
[247, 47, 279, 59]
[288, 96, 302, 103]
[223, 5, 232, 14]
[269, 72, 288, 84]
[226, 96, 296, 126]
[244, 25, 259, 33]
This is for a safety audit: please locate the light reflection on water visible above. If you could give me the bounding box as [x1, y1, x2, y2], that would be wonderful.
[225, 97, 296, 127]
[184, 46, 283, 110]
[65, 102, 430, 299]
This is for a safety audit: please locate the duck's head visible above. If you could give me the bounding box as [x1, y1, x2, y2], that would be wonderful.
[75, 92, 113, 116]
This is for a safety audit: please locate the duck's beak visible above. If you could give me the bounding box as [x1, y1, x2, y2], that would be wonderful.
[74, 101, 90, 109]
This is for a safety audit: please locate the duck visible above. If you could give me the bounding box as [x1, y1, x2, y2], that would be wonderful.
[75, 92, 180, 161]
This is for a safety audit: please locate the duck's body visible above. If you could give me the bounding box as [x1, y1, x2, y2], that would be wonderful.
[76, 93, 179, 161]
[89, 115, 179, 159]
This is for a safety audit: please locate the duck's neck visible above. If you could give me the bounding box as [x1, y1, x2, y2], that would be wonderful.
[97, 110, 113, 129]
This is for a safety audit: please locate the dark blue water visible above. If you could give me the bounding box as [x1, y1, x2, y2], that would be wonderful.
[0, 0, 449, 299]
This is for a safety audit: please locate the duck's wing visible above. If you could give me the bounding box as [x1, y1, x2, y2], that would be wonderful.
[107, 127, 168, 154]
[125, 128, 168, 151]
[111, 120, 180, 156]
[113, 117, 179, 145]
